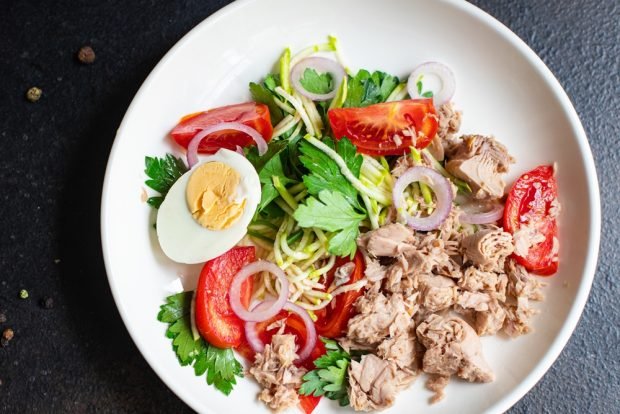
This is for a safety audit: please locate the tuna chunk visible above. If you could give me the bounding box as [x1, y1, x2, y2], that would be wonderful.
[475, 298, 507, 336]
[348, 354, 415, 411]
[346, 289, 414, 348]
[445, 135, 515, 199]
[462, 229, 514, 271]
[248, 334, 306, 412]
[458, 266, 507, 299]
[416, 314, 494, 383]
[376, 329, 419, 373]
[418, 274, 458, 313]
[358, 223, 415, 257]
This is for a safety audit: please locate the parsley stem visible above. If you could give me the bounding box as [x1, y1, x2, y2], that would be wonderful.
[328, 75, 348, 110]
[303, 135, 392, 205]
[247, 230, 274, 243]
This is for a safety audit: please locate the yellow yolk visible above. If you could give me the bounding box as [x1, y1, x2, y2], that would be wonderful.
[185, 162, 246, 230]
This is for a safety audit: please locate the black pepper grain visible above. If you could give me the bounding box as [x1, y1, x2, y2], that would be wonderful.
[26, 87, 42, 102]
[77, 46, 96, 64]
[40, 297, 54, 309]
[2, 328, 13, 341]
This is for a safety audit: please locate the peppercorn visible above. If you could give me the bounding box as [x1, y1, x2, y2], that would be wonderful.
[26, 87, 42, 102]
[77, 46, 96, 64]
[0, 338, 8, 348]
[40, 297, 54, 309]
[19, 289, 29, 299]
[2, 329, 13, 341]
[0, 313, 6, 324]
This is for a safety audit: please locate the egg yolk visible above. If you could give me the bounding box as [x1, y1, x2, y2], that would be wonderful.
[185, 162, 246, 230]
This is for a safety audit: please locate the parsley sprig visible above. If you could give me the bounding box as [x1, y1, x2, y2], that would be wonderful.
[299, 338, 351, 406]
[144, 154, 187, 208]
[158, 292, 243, 395]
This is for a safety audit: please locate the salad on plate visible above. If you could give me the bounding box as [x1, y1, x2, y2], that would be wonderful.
[145, 36, 560, 413]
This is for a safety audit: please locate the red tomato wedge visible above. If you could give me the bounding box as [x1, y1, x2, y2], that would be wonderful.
[194, 246, 255, 348]
[328, 99, 438, 155]
[170, 102, 273, 154]
[314, 251, 366, 338]
[503, 165, 559, 275]
[299, 394, 322, 414]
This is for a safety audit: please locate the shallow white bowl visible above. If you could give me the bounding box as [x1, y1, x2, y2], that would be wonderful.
[100, 0, 601, 413]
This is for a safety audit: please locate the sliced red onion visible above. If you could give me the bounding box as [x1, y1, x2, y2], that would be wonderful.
[244, 300, 317, 363]
[235, 145, 245, 156]
[392, 166, 453, 231]
[460, 203, 504, 224]
[290, 57, 345, 101]
[229, 261, 289, 322]
[407, 62, 456, 107]
[186, 122, 267, 168]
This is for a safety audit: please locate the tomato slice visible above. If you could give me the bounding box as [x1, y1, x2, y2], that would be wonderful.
[328, 99, 438, 155]
[299, 394, 322, 414]
[170, 102, 273, 154]
[314, 251, 366, 338]
[503, 165, 559, 275]
[194, 246, 255, 348]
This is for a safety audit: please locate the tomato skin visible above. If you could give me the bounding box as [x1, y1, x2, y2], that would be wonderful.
[299, 394, 322, 414]
[314, 251, 366, 338]
[170, 102, 273, 154]
[328, 99, 438, 156]
[194, 247, 255, 348]
[503, 165, 559, 275]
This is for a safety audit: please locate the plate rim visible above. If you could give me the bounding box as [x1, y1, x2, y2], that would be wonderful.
[100, 0, 602, 413]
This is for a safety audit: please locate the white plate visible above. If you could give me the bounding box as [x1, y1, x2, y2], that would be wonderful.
[100, 0, 601, 413]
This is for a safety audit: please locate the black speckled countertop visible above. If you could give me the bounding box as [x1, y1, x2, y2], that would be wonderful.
[1, 0, 618, 412]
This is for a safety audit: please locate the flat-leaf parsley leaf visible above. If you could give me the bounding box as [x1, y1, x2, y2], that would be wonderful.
[144, 154, 187, 208]
[157, 292, 243, 395]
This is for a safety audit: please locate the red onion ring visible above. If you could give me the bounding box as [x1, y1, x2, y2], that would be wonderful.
[460, 203, 504, 224]
[290, 57, 345, 101]
[244, 300, 317, 363]
[235, 145, 245, 156]
[186, 122, 267, 168]
[392, 166, 453, 231]
[229, 261, 289, 322]
[407, 62, 456, 107]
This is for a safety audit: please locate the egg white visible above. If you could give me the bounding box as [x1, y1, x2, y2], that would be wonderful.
[156, 149, 261, 264]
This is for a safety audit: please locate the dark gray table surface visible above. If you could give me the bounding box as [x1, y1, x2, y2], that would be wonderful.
[1, 0, 618, 412]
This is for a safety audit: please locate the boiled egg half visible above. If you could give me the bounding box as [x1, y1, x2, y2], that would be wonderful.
[156, 149, 260, 264]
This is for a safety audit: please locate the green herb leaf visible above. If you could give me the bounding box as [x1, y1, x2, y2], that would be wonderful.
[299, 68, 333, 95]
[157, 292, 243, 396]
[343, 70, 400, 108]
[298, 137, 362, 210]
[416, 79, 423, 95]
[144, 154, 188, 209]
[293, 191, 364, 257]
[422, 91, 434, 98]
[250, 81, 284, 125]
[300, 338, 351, 406]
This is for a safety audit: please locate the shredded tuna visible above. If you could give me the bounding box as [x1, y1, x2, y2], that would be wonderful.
[418, 274, 458, 313]
[445, 135, 515, 199]
[346, 289, 414, 349]
[416, 314, 494, 383]
[461, 229, 514, 271]
[426, 375, 449, 404]
[348, 354, 416, 411]
[501, 259, 545, 337]
[335, 262, 356, 286]
[435, 102, 463, 157]
[248, 334, 306, 412]
[358, 223, 415, 257]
